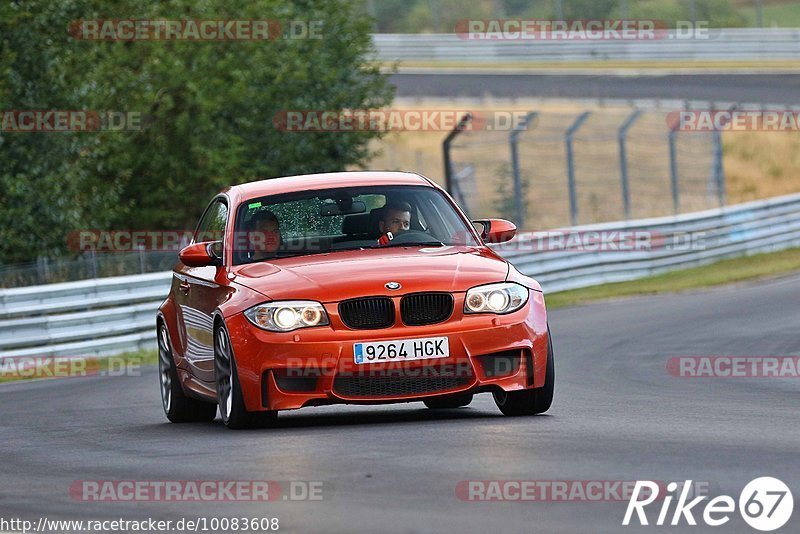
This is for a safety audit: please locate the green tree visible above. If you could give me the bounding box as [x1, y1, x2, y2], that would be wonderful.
[0, 0, 97, 264]
[0, 0, 393, 264]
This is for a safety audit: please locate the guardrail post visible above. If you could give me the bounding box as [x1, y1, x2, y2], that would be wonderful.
[565, 111, 591, 226]
[442, 112, 473, 200]
[509, 111, 538, 230]
[668, 128, 680, 214]
[618, 109, 642, 219]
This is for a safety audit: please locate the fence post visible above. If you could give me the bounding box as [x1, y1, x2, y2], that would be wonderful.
[452, 166, 475, 218]
[712, 127, 727, 208]
[139, 246, 146, 273]
[43, 256, 50, 283]
[90, 249, 98, 279]
[668, 128, 680, 214]
[565, 111, 591, 226]
[442, 113, 473, 199]
[509, 111, 538, 229]
[618, 109, 642, 220]
[36, 256, 45, 285]
[755, 0, 764, 27]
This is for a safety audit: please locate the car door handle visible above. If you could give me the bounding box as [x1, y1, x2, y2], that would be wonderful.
[179, 281, 191, 294]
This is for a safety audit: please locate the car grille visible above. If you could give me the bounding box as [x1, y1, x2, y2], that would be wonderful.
[339, 297, 394, 329]
[333, 373, 473, 398]
[401, 293, 454, 326]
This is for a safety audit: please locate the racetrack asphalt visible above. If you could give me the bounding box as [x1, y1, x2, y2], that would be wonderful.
[1, 274, 799, 533]
[390, 73, 800, 104]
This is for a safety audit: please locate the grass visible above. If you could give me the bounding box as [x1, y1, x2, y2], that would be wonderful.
[0, 348, 157, 384]
[545, 247, 800, 309]
[724, 131, 800, 202]
[738, 1, 800, 27]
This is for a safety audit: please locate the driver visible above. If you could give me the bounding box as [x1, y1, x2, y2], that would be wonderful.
[249, 209, 282, 261]
[377, 201, 412, 246]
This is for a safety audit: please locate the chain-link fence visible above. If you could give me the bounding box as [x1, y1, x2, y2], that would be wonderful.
[447, 106, 723, 230]
[0, 250, 178, 288]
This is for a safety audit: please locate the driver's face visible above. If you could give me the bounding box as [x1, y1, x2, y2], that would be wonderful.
[380, 209, 411, 235]
[252, 220, 280, 253]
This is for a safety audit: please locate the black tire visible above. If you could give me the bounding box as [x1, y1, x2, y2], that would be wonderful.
[423, 393, 474, 409]
[157, 322, 217, 423]
[493, 330, 555, 416]
[214, 322, 277, 430]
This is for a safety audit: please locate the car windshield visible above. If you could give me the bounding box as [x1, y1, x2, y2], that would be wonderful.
[232, 185, 479, 265]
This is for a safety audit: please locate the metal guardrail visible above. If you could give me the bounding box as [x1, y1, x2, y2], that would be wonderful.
[497, 192, 800, 292]
[2, 192, 800, 358]
[372, 29, 800, 63]
[0, 272, 171, 358]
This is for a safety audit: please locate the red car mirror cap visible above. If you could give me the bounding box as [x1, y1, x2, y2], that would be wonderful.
[474, 219, 517, 244]
[179, 241, 222, 267]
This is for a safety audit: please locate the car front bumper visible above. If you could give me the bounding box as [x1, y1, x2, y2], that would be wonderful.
[225, 291, 549, 412]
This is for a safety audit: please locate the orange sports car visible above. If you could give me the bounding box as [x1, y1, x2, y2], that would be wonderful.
[157, 171, 554, 428]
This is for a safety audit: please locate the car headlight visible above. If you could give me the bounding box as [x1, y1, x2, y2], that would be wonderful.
[244, 301, 330, 332]
[464, 282, 529, 314]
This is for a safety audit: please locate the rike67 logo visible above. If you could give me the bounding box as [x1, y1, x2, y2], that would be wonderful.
[624, 477, 793, 531]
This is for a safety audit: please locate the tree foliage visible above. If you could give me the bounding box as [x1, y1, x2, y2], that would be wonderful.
[0, 0, 393, 263]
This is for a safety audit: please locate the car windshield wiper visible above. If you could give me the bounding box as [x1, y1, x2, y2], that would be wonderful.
[275, 247, 368, 259]
[329, 246, 370, 252]
[379, 241, 444, 248]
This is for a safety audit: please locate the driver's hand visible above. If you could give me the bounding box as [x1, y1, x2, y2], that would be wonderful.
[377, 232, 394, 246]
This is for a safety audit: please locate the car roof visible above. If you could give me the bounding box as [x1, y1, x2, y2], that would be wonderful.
[226, 171, 435, 202]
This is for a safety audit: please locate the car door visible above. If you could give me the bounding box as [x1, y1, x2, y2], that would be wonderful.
[176, 196, 231, 384]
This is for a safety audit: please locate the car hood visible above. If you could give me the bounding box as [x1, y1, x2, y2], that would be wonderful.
[230, 246, 510, 302]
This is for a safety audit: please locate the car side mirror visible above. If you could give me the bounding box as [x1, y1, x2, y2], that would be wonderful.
[473, 219, 517, 244]
[179, 241, 223, 267]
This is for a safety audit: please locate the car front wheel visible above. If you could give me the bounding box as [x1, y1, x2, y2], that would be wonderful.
[214, 323, 277, 429]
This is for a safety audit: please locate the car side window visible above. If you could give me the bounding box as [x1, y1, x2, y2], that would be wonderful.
[195, 199, 228, 244]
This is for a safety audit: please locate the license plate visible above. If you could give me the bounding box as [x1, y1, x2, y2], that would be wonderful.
[354, 337, 449, 364]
